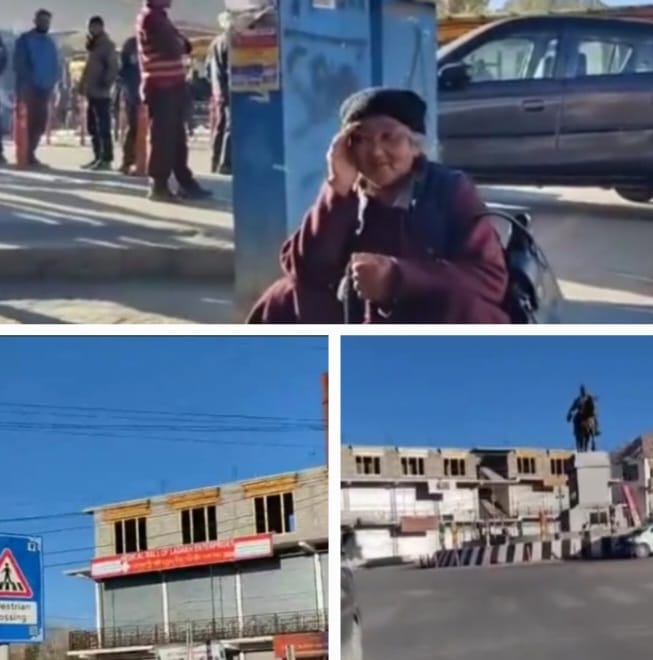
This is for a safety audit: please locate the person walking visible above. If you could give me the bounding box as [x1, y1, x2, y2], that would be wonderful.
[79, 16, 119, 171]
[136, 0, 211, 202]
[13, 9, 60, 168]
[207, 12, 232, 174]
[117, 36, 140, 174]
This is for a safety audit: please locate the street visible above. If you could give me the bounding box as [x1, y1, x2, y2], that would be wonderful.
[484, 185, 653, 323]
[356, 560, 653, 660]
[0, 140, 652, 322]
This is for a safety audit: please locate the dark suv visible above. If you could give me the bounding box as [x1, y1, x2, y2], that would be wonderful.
[438, 15, 653, 202]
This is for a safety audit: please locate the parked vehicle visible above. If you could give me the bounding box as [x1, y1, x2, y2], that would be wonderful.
[621, 523, 653, 558]
[437, 15, 653, 203]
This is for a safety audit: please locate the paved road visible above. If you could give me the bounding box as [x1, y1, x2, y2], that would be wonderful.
[483, 185, 653, 323]
[2, 140, 653, 322]
[356, 561, 653, 660]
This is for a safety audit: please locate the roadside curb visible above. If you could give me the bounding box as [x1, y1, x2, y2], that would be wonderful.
[0, 245, 234, 281]
[354, 557, 413, 569]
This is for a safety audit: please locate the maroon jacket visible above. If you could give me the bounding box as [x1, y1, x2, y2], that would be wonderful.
[279, 169, 510, 323]
[136, 3, 190, 100]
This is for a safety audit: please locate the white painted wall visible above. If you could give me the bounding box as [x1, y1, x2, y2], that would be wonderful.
[438, 488, 479, 521]
[355, 529, 394, 560]
[396, 533, 437, 560]
[510, 485, 568, 518]
[347, 487, 393, 512]
[395, 487, 437, 517]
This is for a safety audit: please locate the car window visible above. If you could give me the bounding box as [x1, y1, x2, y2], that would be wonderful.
[462, 35, 558, 82]
[573, 32, 653, 77]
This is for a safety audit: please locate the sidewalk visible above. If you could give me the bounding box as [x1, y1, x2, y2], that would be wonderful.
[0, 279, 238, 324]
[0, 143, 234, 280]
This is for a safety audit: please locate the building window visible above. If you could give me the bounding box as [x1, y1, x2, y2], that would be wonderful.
[401, 456, 425, 476]
[355, 455, 381, 475]
[550, 458, 566, 476]
[181, 505, 218, 544]
[254, 492, 295, 535]
[114, 517, 147, 554]
[517, 457, 536, 475]
[444, 458, 466, 477]
[623, 464, 639, 481]
[589, 511, 609, 526]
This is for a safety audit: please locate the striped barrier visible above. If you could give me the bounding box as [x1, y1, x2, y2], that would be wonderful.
[419, 539, 579, 569]
[580, 534, 629, 560]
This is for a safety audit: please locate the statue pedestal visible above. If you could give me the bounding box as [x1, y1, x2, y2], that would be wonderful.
[564, 451, 612, 533]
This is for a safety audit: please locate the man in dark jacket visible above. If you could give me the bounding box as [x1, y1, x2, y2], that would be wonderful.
[118, 35, 140, 174]
[79, 16, 119, 170]
[247, 88, 509, 324]
[136, 0, 211, 202]
[0, 34, 8, 165]
[208, 12, 231, 174]
[13, 9, 60, 167]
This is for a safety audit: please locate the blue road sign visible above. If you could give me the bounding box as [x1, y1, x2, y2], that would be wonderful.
[0, 534, 44, 643]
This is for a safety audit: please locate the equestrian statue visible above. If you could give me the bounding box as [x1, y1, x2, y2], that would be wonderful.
[566, 385, 601, 452]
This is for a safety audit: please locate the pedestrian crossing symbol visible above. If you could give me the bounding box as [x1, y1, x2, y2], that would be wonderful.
[0, 549, 33, 599]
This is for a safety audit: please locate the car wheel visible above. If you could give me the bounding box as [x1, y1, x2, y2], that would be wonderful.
[615, 186, 653, 203]
[634, 543, 650, 559]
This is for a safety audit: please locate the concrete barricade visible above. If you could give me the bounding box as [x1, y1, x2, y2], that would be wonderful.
[418, 533, 630, 569]
[418, 539, 580, 569]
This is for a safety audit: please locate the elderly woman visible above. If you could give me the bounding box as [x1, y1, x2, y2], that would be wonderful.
[247, 87, 510, 323]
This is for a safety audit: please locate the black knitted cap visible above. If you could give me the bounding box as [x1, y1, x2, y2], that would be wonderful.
[340, 87, 427, 135]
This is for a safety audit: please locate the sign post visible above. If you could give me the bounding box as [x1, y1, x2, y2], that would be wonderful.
[0, 535, 44, 644]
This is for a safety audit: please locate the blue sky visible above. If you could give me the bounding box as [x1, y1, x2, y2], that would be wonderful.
[342, 336, 653, 450]
[0, 336, 326, 629]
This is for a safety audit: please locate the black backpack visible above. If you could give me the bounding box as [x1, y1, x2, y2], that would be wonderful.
[342, 162, 564, 324]
[485, 208, 564, 324]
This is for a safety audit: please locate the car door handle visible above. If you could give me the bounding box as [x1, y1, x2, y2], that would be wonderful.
[522, 99, 545, 112]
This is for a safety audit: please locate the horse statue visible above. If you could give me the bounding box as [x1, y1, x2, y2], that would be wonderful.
[566, 385, 600, 452]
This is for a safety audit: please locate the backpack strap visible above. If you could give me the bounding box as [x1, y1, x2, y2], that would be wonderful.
[409, 160, 466, 258]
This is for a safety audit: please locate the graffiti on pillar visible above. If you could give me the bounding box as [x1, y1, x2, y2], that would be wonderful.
[283, 30, 367, 191]
[285, 38, 363, 141]
[404, 23, 430, 103]
[280, 0, 371, 227]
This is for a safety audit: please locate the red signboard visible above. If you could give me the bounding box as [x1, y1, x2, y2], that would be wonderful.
[400, 515, 437, 534]
[91, 533, 273, 579]
[273, 633, 328, 659]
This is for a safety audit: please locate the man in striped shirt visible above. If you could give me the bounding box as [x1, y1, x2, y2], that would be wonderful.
[136, 0, 211, 202]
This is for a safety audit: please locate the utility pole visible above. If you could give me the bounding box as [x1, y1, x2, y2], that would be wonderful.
[321, 372, 328, 467]
[555, 486, 566, 538]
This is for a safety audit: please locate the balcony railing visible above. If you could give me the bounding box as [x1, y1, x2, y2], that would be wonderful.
[69, 610, 328, 651]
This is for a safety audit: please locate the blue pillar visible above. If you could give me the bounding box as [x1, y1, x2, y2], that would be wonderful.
[369, 0, 438, 158]
[231, 1, 437, 308]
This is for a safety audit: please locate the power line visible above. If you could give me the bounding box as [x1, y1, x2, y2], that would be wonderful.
[0, 401, 321, 424]
[0, 512, 86, 523]
[0, 427, 320, 449]
[0, 473, 326, 526]
[0, 421, 322, 434]
[1, 481, 327, 567]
